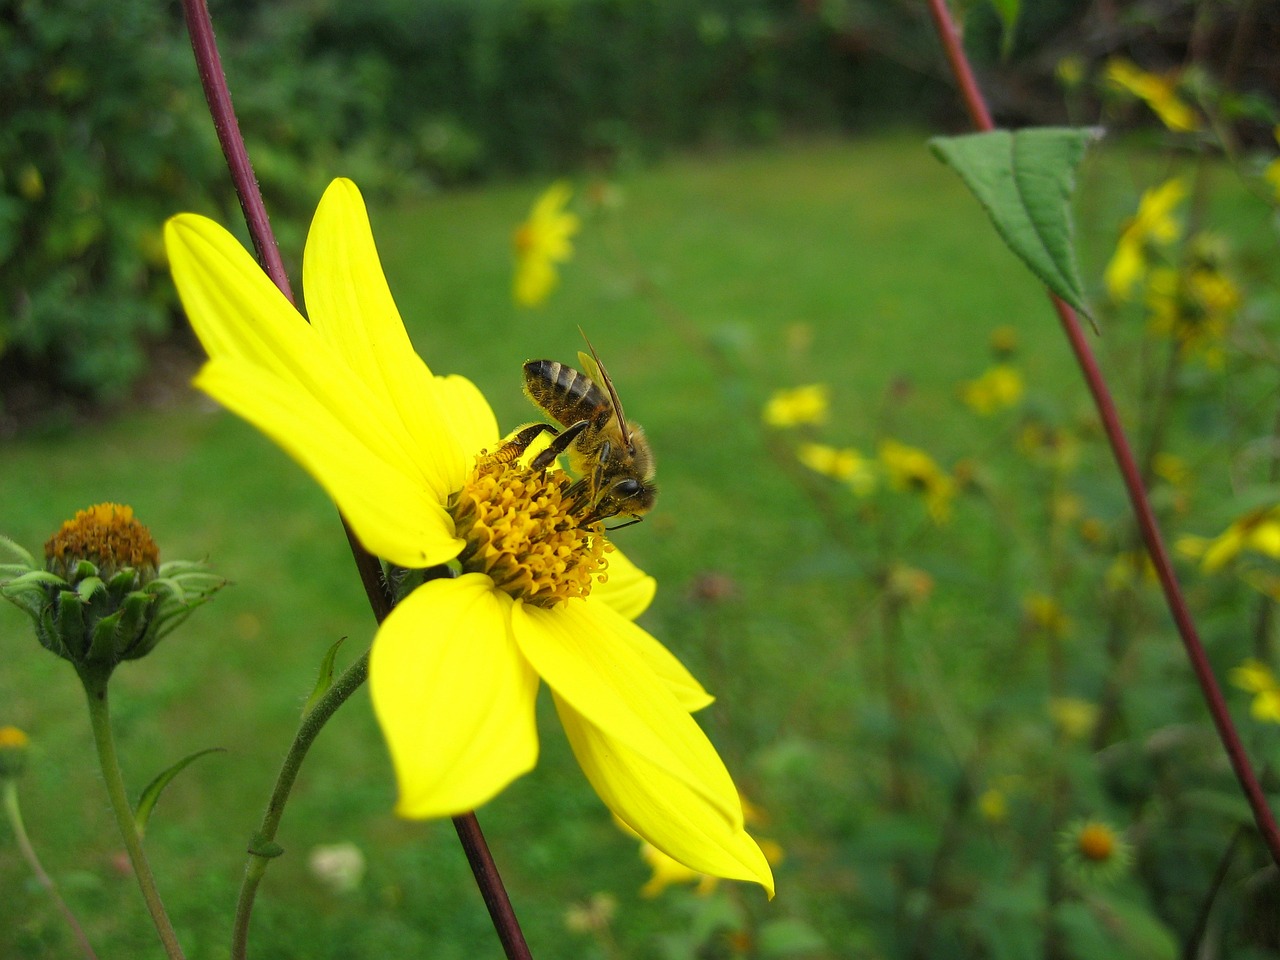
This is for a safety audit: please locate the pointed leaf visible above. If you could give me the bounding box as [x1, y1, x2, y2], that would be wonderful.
[929, 127, 1101, 320]
[134, 747, 225, 837]
[302, 637, 347, 717]
[988, 0, 1020, 56]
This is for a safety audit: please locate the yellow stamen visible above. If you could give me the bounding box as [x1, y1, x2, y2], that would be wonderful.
[450, 458, 608, 608]
[44, 503, 159, 581]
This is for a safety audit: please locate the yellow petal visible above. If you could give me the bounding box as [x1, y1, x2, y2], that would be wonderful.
[583, 594, 712, 712]
[166, 213, 445, 498]
[434, 374, 500, 459]
[512, 598, 737, 822]
[370, 574, 540, 817]
[556, 696, 774, 896]
[196, 359, 461, 568]
[592, 544, 656, 620]
[304, 179, 468, 499]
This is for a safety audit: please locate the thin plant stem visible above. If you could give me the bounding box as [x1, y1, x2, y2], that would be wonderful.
[230, 651, 370, 960]
[2, 780, 100, 960]
[178, 2, 535, 955]
[77, 666, 186, 960]
[924, 0, 1280, 867]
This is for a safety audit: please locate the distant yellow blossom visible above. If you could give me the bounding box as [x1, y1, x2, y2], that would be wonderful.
[1104, 178, 1187, 302]
[0, 725, 30, 778]
[1145, 242, 1240, 368]
[797, 443, 877, 495]
[1230, 659, 1280, 723]
[1050, 698, 1098, 741]
[961, 364, 1024, 415]
[878, 438, 955, 524]
[1265, 127, 1280, 202]
[1105, 551, 1157, 592]
[989, 325, 1019, 358]
[513, 182, 580, 307]
[978, 788, 1008, 824]
[1105, 59, 1199, 132]
[1055, 56, 1085, 90]
[1178, 505, 1280, 573]
[1017, 421, 1080, 473]
[1024, 593, 1069, 637]
[763, 384, 829, 428]
[1060, 818, 1132, 884]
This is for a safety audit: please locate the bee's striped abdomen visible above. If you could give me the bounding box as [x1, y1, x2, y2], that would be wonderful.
[523, 360, 609, 428]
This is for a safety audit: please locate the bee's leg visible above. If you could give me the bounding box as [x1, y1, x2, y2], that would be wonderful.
[487, 423, 556, 465]
[530, 419, 590, 471]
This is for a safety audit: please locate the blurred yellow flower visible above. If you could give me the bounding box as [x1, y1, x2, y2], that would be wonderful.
[1049, 697, 1098, 741]
[797, 442, 877, 495]
[1105, 550, 1157, 592]
[961, 364, 1024, 415]
[1024, 593, 1069, 637]
[1230, 659, 1280, 723]
[878, 438, 955, 524]
[1265, 127, 1280, 201]
[989, 325, 1019, 358]
[513, 181, 580, 307]
[0, 725, 30, 778]
[1179, 505, 1280, 573]
[763, 384, 829, 428]
[564, 892, 617, 933]
[1145, 242, 1240, 369]
[1104, 178, 1187, 302]
[1105, 58, 1199, 132]
[978, 788, 1008, 824]
[1060, 818, 1132, 885]
[1055, 56, 1085, 90]
[1017, 421, 1080, 473]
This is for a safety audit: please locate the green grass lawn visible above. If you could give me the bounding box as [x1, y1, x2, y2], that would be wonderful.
[3, 133, 1277, 959]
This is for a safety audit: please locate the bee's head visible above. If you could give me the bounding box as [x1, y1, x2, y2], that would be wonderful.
[591, 476, 657, 527]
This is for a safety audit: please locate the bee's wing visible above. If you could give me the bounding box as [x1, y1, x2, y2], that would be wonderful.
[577, 330, 632, 446]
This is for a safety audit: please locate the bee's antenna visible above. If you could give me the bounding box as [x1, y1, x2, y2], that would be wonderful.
[578, 326, 632, 448]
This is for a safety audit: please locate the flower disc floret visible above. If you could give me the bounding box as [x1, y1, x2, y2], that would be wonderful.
[451, 458, 608, 608]
[45, 503, 158, 583]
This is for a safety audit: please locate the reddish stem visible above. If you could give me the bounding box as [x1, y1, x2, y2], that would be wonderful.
[178, 0, 537, 953]
[925, 0, 1280, 866]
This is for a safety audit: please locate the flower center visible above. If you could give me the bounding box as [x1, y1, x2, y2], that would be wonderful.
[44, 503, 159, 582]
[449, 457, 608, 608]
[1076, 822, 1117, 862]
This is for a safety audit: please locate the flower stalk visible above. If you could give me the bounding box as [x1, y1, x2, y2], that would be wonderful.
[78, 664, 186, 960]
[924, 0, 1280, 867]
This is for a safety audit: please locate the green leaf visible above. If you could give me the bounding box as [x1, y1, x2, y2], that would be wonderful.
[248, 833, 285, 859]
[302, 637, 347, 717]
[929, 127, 1100, 321]
[134, 747, 225, 838]
[987, 0, 1020, 56]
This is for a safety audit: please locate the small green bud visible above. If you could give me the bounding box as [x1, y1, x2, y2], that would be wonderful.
[1, 504, 225, 672]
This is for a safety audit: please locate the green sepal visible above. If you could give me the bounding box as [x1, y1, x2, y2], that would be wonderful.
[0, 569, 63, 589]
[56, 591, 88, 660]
[929, 127, 1100, 322]
[87, 609, 123, 664]
[302, 637, 347, 718]
[134, 747, 225, 838]
[76, 576, 105, 600]
[115, 592, 156, 658]
[0, 533, 36, 566]
[248, 833, 285, 859]
[106, 568, 141, 597]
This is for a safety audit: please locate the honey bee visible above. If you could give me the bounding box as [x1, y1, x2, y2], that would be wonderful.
[499, 333, 656, 526]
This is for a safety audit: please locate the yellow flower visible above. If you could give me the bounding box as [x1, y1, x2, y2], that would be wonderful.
[1049, 698, 1098, 741]
[1055, 56, 1085, 90]
[1017, 420, 1080, 473]
[978, 788, 1008, 824]
[0, 726, 30, 778]
[989, 325, 1018, 358]
[513, 181, 580, 308]
[1105, 59, 1199, 132]
[1104, 178, 1187, 302]
[1060, 818, 1132, 885]
[1230, 659, 1280, 723]
[1023, 593, 1069, 637]
[796, 443, 877, 495]
[763, 384, 828, 428]
[1265, 127, 1280, 202]
[165, 179, 772, 895]
[1104, 550, 1157, 592]
[1182, 505, 1280, 573]
[1144, 243, 1239, 368]
[878, 438, 954, 524]
[961, 363, 1024, 415]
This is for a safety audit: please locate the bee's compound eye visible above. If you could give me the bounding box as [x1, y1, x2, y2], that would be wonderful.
[614, 479, 643, 497]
